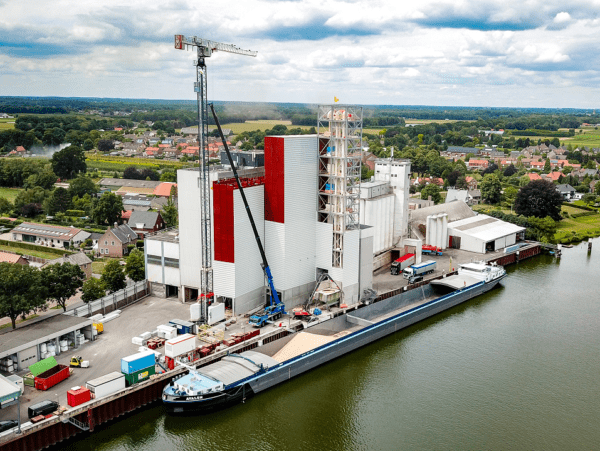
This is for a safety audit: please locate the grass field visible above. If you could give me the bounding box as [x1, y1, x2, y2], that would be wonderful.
[207, 121, 313, 135]
[0, 118, 15, 130]
[559, 127, 600, 148]
[0, 187, 23, 202]
[0, 243, 64, 260]
[91, 261, 106, 275]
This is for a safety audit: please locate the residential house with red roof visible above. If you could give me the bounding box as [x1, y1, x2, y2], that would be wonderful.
[153, 182, 177, 198]
[467, 159, 489, 170]
[0, 251, 29, 265]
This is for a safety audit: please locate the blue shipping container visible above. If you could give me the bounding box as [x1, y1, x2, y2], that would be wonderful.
[169, 319, 194, 335]
[121, 351, 156, 375]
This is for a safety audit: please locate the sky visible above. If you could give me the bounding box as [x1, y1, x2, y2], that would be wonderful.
[1, 0, 599, 109]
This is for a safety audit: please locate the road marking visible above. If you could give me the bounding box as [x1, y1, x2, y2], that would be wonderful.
[148, 303, 155, 307]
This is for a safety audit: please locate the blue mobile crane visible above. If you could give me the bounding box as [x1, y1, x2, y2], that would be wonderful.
[209, 104, 286, 328]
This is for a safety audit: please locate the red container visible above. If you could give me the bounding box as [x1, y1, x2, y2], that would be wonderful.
[165, 356, 175, 370]
[34, 365, 70, 391]
[67, 387, 91, 407]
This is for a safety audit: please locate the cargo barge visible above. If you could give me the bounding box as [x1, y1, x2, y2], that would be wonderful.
[162, 261, 506, 413]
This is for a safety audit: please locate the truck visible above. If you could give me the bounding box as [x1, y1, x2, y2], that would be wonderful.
[249, 304, 285, 328]
[391, 253, 415, 275]
[402, 260, 437, 279]
[422, 245, 443, 256]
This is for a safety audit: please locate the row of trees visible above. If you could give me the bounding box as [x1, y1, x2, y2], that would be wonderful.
[0, 249, 147, 329]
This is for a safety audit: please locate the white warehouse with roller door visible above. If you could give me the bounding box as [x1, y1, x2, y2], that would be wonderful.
[447, 214, 526, 254]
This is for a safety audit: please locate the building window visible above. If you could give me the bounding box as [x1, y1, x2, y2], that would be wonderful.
[147, 255, 162, 265]
[104, 240, 108, 245]
[111, 241, 115, 246]
[100, 249, 104, 254]
[164, 257, 179, 268]
[105, 248, 109, 254]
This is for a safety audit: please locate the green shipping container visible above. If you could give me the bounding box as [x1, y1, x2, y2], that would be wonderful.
[122, 365, 155, 386]
[23, 373, 35, 387]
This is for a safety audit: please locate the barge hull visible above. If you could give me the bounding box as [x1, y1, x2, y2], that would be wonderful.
[248, 279, 497, 394]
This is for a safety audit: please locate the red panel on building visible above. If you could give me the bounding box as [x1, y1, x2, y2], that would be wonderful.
[213, 177, 266, 264]
[213, 182, 235, 263]
[264, 136, 285, 223]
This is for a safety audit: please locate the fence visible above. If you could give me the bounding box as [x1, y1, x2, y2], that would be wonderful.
[65, 280, 149, 317]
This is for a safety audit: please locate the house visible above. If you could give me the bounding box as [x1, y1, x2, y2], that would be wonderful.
[525, 173, 542, 181]
[468, 159, 489, 170]
[530, 161, 545, 170]
[465, 176, 478, 190]
[128, 211, 166, 238]
[445, 188, 481, 206]
[11, 223, 90, 248]
[543, 171, 562, 182]
[97, 224, 138, 257]
[153, 182, 177, 198]
[42, 252, 93, 279]
[556, 184, 576, 200]
[15, 146, 26, 154]
[0, 251, 29, 265]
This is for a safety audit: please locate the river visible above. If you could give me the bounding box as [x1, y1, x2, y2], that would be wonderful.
[63, 241, 600, 451]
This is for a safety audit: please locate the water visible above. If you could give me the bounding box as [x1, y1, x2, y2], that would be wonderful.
[64, 242, 600, 451]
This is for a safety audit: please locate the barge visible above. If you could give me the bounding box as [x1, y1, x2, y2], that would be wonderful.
[163, 261, 506, 413]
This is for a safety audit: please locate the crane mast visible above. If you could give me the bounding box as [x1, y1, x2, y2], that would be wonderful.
[175, 35, 257, 323]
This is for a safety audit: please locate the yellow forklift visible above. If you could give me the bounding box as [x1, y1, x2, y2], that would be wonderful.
[70, 356, 89, 368]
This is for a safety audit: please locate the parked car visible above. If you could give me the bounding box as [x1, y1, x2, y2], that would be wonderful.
[27, 400, 59, 419]
[0, 420, 18, 433]
[408, 274, 424, 284]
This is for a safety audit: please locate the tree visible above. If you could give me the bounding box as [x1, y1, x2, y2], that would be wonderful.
[101, 260, 126, 293]
[0, 263, 46, 329]
[123, 166, 141, 180]
[68, 175, 98, 198]
[160, 170, 177, 182]
[481, 163, 499, 175]
[162, 195, 178, 227]
[81, 277, 106, 303]
[543, 158, 551, 173]
[140, 169, 159, 181]
[480, 174, 502, 204]
[581, 193, 596, 205]
[97, 139, 114, 152]
[421, 184, 442, 204]
[0, 197, 12, 214]
[92, 192, 124, 225]
[527, 216, 557, 242]
[25, 168, 57, 190]
[447, 170, 461, 187]
[125, 249, 145, 282]
[83, 139, 94, 151]
[51, 145, 86, 179]
[514, 179, 563, 221]
[503, 186, 518, 206]
[41, 263, 85, 312]
[456, 176, 468, 190]
[43, 187, 72, 215]
[503, 164, 518, 177]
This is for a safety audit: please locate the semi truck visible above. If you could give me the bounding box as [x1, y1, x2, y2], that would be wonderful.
[403, 260, 437, 279]
[391, 253, 416, 275]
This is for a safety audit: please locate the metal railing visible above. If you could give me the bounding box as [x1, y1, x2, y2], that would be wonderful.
[65, 280, 149, 317]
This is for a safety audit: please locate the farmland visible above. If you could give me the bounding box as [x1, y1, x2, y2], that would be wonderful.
[208, 121, 314, 134]
[85, 154, 194, 173]
[559, 127, 600, 148]
[0, 118, 15, 130]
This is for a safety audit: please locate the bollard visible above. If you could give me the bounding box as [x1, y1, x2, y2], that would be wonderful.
[588, 238, 592, 252]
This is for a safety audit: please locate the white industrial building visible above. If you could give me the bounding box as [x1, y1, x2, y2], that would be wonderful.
[447, 214, 526, 253]
[144, 106, 420, 315]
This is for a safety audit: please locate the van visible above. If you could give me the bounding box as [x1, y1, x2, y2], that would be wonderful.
[27, 400, 59, 419]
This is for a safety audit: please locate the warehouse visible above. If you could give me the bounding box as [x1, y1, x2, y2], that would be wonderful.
[447, 214, 526, 253]
[0, 315, 93, 372]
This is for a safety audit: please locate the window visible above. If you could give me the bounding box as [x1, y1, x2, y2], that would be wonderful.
[147, 255, 162, 265]
[100, 249, 104, 254]
[111, 241, 115, 246]
[105, 249, 109, 254]
[104, 240, 108, 245]
[164, 257, 179, 268]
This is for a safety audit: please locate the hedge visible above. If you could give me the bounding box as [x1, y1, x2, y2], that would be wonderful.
[0, 239, 74, 256]
[564, 202, 596, 211]
[571, 211, 598, 219]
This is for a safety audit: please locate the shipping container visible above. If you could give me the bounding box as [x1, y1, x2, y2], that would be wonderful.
[67, 386, 91, 407]
[169, 319, 195, 335]
[34, 365, 70, 391]
[121, 351, 156, 375]
[28, 400, 58, 419]
[123, 365, 155, 387]
[165, 333, 196, 358]
[208, 303, 225, 325]
[23, 373, 35, 387]
[86, 372, 125, 399]
[28, 357, 58, 377]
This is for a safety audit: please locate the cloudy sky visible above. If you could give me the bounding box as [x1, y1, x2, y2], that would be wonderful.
[1, 0, 599, 108]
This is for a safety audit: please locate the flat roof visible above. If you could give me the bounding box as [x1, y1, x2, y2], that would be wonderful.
[146, 228, 179, 243]
[0, 314, 92, 359]
[448, 214, 525, 242]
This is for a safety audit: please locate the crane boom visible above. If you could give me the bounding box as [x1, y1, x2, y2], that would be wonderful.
[175, 34, 257, 324]
[176, 35, 258, 57]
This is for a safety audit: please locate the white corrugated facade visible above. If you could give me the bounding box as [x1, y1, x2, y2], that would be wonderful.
[448, 214, 525, 253]
[359, 194, 394, 254]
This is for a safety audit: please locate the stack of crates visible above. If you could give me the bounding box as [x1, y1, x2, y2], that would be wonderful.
[121, 351, 156, 387]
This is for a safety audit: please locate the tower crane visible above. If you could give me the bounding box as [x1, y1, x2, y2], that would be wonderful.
[174, 35, 257, 323]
